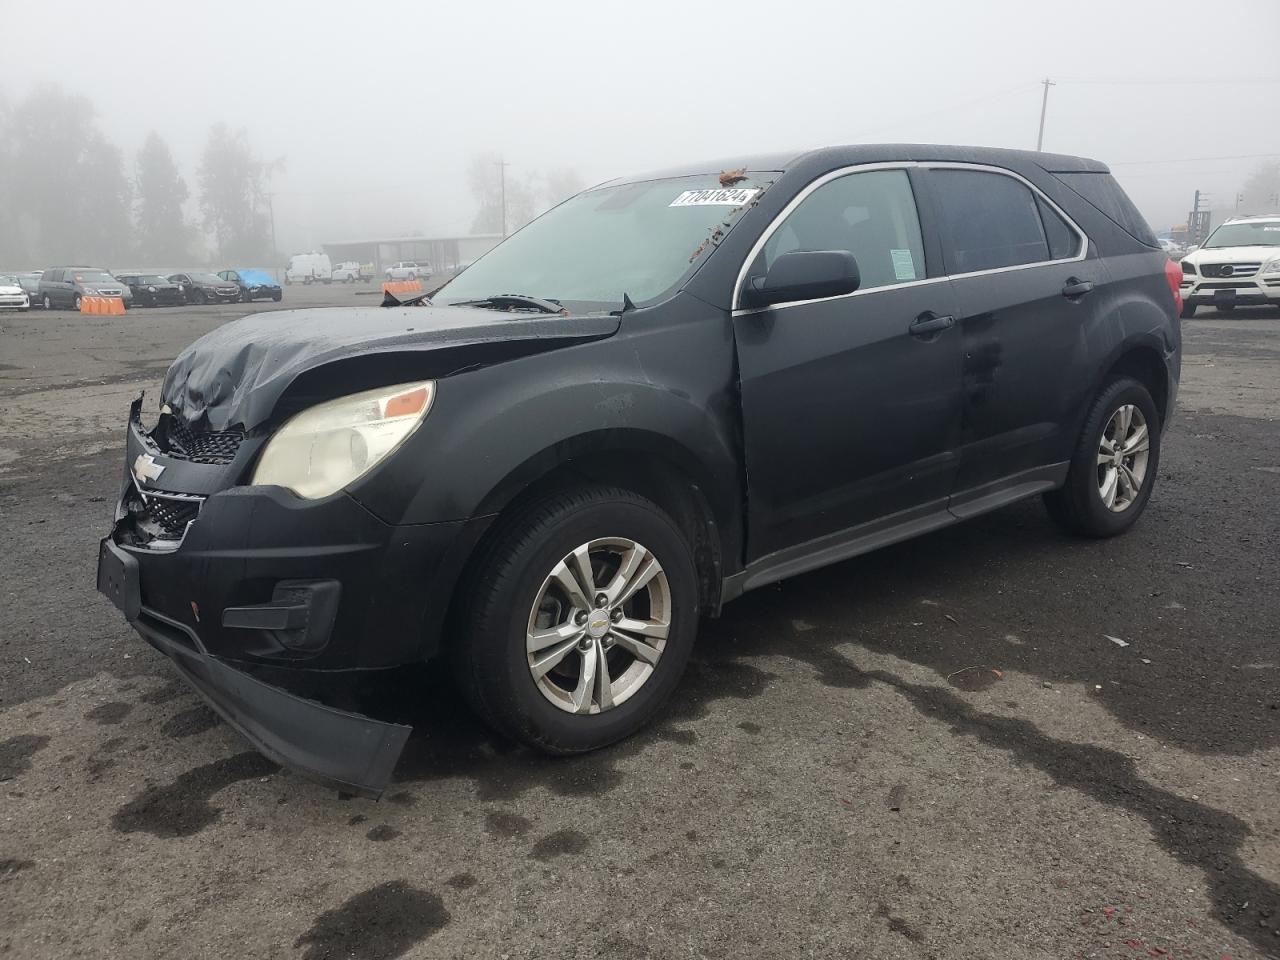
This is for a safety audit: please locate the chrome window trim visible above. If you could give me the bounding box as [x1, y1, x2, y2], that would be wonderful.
[731, 160, 1090, 316]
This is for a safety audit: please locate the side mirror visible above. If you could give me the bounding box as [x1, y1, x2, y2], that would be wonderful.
[741, 250, 861, 309]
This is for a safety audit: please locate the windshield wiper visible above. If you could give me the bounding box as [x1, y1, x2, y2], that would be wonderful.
[452, 293, 564, 314]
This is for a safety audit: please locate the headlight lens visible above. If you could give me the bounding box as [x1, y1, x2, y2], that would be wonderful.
[251, 381, 435, 499]
[1263, 257, 1280, 275]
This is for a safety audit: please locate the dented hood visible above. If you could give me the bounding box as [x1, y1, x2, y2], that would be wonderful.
[161, 305, 620, 431]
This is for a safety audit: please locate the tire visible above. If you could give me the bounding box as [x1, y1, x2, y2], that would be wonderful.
[272, 290, 282, 302]
[42, 294, 52, 310]
[73, 294, 82, 311]
[408, 272, 416, 281]
[1180, 302, 1197, 319]
[194, 290, 206, 305]
[1043, 376, 1161, 538]
[452, 486, 699, 754]
[241, 289, 252, 303]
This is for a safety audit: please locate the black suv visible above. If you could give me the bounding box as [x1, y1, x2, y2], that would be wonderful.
[97, 144, 1182, 796]
[115, 273, 187, 307]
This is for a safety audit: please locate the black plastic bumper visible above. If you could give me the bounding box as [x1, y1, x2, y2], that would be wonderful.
[99, 538, 411, 797]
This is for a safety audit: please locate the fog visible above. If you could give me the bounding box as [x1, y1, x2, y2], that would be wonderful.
[2, 0, 1277, 262]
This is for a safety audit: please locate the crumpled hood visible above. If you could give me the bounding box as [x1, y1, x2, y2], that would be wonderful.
[160, 305, 620, 432]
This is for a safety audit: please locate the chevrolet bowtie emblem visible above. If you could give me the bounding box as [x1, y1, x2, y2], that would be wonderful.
[132, 453, 165, 485]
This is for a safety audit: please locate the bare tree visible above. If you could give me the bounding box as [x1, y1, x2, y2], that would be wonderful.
[468, 154, 537, 235]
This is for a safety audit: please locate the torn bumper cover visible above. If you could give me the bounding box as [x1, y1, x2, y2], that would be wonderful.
[98, 537, 410, 797]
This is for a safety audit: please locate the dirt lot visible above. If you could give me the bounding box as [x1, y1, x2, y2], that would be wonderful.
[1, 291, 1277, 960]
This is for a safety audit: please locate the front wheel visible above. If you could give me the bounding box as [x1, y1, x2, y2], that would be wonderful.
[42, 294, 52, 310]
[1043, 377, 1160, 538]
[453, 486, 699, 754]
[73, 293, 82, 311]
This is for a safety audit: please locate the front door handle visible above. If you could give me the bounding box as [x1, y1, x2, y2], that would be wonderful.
[1062, 277, 1095, 299]
[909, 312, 955, 337]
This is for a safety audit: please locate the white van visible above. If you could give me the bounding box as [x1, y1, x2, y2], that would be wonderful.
[284, 253, 333, 285]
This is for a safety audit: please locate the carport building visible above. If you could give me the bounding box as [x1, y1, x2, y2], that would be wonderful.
[321, 234, 501, 276]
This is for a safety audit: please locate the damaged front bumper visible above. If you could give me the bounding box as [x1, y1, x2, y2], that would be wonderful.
[98, 537, 411, 797]
[94, 397, 473, 798]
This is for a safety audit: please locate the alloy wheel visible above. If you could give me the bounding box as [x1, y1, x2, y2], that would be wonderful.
[1097, 404, 1150, 512]
[525, 537, 671, 715]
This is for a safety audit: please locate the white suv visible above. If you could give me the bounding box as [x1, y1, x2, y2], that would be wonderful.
[1178, 215, 1280, 317]
[384, 261, 430, 281]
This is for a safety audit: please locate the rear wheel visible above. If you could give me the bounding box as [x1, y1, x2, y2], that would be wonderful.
[1043, 377, 1160, 538]
[42, 294, 52, 310]
[1179, 302, 1197, 319]
[453, 486, 698, 754]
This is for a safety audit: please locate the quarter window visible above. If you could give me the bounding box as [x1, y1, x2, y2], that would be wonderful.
[754, 169, 926, 293]
[932, 169, 1076, 273]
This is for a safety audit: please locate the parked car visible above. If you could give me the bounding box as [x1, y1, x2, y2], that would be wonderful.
[37, 267, 132, 310]
[217, 268, 282, 302]
[285, 253, 332, 285]
[16, 272, 43, 307]
[0, 273, 30, 311]
[116, 273, 187, 307]
[1157, 238, 1185, 259]
[1177, 214, 1280, 317]
[385, 260, 428, 281]
[332, 261, 370, 283]
[167, 271, 243, 305]
[97, 144, 1181, 797]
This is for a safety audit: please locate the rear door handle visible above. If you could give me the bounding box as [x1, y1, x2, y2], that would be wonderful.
[1062, 277, 1095, 299]
[909, 312, 955, 337]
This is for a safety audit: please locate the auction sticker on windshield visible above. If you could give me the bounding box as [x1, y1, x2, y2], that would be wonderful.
[669, 188, 760, 207]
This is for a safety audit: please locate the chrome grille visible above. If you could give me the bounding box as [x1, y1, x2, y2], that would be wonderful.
[1199, 263, 1260, 279]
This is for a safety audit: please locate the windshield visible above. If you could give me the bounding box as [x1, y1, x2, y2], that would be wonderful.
[137, 275, 168, 283]
[72, 270, 117, 283]
[434, 173, 773, 312]
[0, 274, 17, 284]
[185, 272, 222, 283]
[1203, 221, 1280, 249]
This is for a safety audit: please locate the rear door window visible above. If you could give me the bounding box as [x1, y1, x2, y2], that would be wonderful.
[1037, 196, 1081, 260]
[931, 169, 1057, 273]
[756, 168, 926, 292]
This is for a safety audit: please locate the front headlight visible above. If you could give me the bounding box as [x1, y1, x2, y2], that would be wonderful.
[1263, 257, 1280, 275]
[251, 381, 435, 499]
[82, 287, 99, 295]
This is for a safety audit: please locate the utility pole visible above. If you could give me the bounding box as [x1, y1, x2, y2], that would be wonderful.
[496, 157, 510, 238]
[1035, 78, 1055, 152]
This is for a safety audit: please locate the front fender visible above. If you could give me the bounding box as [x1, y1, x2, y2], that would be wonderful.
[349, 302, 743, 563]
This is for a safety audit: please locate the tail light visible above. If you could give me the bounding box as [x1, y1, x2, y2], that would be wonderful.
[1164, 258, 1183, 314]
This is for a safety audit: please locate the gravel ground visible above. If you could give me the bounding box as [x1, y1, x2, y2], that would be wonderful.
[1, 292, 1277, 960]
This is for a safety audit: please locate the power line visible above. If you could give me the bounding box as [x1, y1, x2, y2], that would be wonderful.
[1056, 77, 1280, 85]
[1109, 152, 1280, 166]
